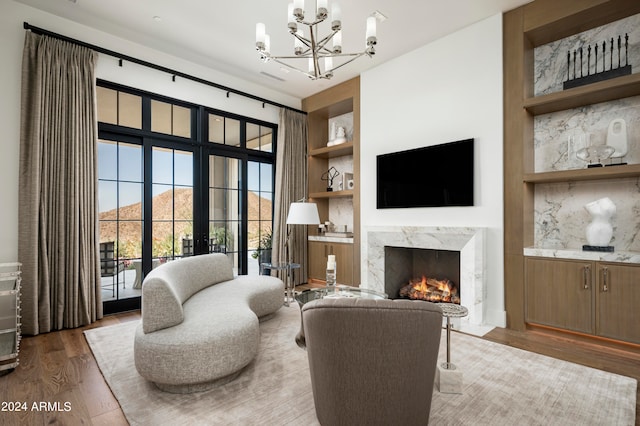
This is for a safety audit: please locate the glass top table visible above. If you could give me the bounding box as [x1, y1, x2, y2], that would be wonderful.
[294, 285, 388, 348]
[260, 262, 301, 306]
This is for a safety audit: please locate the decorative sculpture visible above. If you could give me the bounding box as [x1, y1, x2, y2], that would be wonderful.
[564, 33, 631, 90]
[321, 167, 340, 192]
[583, 197, 616, 252]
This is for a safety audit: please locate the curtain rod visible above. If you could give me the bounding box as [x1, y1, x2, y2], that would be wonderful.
[23, 22, 306, 115]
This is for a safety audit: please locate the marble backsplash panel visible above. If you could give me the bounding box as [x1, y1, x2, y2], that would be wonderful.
[534, 178, 640, 251]
[534, 95, 640, 172]
[534, 14, 640, 97]
[327, 155, 354, 232]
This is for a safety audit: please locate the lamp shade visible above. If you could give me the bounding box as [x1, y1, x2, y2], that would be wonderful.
[286, 202, 320, 225]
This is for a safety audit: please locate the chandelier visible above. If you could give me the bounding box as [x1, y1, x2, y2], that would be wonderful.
[255, 0, 378, 80]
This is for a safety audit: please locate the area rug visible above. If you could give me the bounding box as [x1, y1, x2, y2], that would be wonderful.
[85, 305, 637, 425]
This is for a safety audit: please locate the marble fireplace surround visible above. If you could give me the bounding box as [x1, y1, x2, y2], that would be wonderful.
[364, 226, 487, 335]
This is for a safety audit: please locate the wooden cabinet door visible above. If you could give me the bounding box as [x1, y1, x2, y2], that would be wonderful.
[596, 263, 640, 344]
[525, 258, 594, 334]
[307, 241, 354, 285]
[308, 241, 328, 281]
[332, 242, 353, 285]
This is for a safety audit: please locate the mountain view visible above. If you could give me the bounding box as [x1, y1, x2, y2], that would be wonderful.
[99, 188, 272, 258]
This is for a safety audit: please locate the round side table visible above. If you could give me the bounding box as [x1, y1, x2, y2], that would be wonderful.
[439, 303, 469, 370]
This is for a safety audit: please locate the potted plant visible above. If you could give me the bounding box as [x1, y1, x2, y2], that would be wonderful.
[252, 229, 272, 273]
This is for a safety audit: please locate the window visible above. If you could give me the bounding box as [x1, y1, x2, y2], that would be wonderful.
[96, 81, 277, 310]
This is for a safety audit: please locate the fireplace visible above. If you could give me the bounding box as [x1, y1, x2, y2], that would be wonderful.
[364, 226, 486, 333]
[385, 247, 460, 303]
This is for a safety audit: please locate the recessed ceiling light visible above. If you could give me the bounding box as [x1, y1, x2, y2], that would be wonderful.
[152, 16, 162, 22]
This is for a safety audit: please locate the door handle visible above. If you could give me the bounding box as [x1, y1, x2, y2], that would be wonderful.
[601, 266, 609, 292]
[202, 233, 209, 253]
[582, 265, 590, 290]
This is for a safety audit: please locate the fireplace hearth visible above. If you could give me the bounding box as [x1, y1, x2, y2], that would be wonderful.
[365, 226, 486, 331]
[384, 246, 460, 302]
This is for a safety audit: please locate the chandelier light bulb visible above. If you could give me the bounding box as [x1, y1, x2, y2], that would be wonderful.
[255, 23, 266, 50]
[308, 57, 315, 73]
[287, 3, 297, 32]
[264, 34, 271, 55]
[293, 0, 304, 20]
[333, 30, 342, 53]
[324, 56, 333, 72]
[317, 0, 328, 20]
[331, 3, 342, 30]
[366, 16, 377, 46]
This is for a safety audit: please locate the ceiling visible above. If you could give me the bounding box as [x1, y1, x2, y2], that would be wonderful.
[15, 0, 532, 100]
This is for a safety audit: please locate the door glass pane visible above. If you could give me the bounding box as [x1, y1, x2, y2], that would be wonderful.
[246, 123, 260, 150]
[247, 161, 274, 275]
[96, 87, 117, 124]
[209, 155, 240, 274]
[173, 105, 191, 138]
[118, 92, 142, 129]
[225, 118, 241, 146]
[209, 114, 224, 143]
[246, 124, 274, 153]
[151, 100, 172, 134]
[152, 147, 173, 184]
[152, 147, 194, 262]
[98, 139, 143, 302]
[98, 140, 117, 180]
[118, 182, 142, 220]
[260, 127, 273, 153]
[119, 142, 143, 182]
[174, 151, 193, 186]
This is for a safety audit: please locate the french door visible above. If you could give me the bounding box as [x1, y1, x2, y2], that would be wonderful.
[96, 83, 276, 314]
[100, 135, 269, 312]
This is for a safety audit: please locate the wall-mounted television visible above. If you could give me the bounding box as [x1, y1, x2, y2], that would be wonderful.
[376, 138, 474, 208]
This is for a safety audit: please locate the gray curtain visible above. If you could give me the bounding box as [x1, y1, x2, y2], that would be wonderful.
[272, 108, 308, 285]
[18, 32, 102, 335]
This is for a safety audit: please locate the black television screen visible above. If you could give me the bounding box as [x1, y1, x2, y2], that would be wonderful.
[376, 139, 474, 208]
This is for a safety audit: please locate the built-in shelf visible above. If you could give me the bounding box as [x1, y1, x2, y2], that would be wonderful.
[309, 189, 354, 199]
[523, 73, 640, 115]
[308, 141, 354, 159]
[523, 163, 640, 183]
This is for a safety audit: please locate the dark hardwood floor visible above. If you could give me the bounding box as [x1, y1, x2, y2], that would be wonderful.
[1, 292, 638, 425]
[484, 325, 640, 425]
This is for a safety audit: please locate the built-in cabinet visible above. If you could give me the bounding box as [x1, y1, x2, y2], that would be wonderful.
[308, 240, 354, 284]
[302, 77, 360, 285]
[504, 0, 640, 342]
[525, 257, 640, 343]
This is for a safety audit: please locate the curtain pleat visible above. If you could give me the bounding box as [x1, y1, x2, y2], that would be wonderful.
[19, 32, 101, 335]
[273, 109, 308, 285]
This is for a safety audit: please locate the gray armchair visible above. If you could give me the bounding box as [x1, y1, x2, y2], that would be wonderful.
[302, 297, 442, 426]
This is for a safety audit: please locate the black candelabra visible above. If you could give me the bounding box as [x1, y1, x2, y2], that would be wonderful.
[564, 33, 631, 90]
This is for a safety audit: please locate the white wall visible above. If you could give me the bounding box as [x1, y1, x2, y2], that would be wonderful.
[0, 1, 301, 263]
[360, 14, 506, 327]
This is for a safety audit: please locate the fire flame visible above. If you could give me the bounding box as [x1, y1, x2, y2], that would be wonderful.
[399, 275, 460, 304]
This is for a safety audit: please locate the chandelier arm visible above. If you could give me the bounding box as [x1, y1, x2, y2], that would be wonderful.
[308, 24, 320, 79]
[291, 31, 313, 51]
[314, 30, 338, 54]
[268, 57, 317, 79]
[325, 52, 368, 73]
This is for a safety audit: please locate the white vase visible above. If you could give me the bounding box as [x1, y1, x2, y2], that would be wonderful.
[584, 197, 616, 247]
